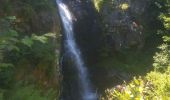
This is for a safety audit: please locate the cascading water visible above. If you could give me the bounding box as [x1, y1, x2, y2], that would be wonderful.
[56, 0, 97, 100]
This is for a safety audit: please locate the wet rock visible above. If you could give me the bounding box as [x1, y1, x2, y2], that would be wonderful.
[100, 0, 151, 51]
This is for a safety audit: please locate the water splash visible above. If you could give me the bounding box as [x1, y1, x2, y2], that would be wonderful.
[56, 0, 97, 100]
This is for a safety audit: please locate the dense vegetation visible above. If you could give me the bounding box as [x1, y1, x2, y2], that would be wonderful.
[0, 0, 60, 99]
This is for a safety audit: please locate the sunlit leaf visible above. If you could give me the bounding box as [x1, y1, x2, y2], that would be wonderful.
[21, 36, 33, 47]
[120, 3, 129, 10]
[6, 16, 16, 20]
[32, 34, 48, 43]
[44, 33, 56, 38]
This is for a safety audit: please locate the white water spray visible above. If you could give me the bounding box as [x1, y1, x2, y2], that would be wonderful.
[56, 0, 97, 100]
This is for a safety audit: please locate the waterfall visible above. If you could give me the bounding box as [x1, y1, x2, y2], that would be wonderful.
[56, 0, 97, 100]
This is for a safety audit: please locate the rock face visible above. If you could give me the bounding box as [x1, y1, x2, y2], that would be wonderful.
[61, 0, 102, 61]
[0, 0, 60, 35]
[100, 0, 152, 51]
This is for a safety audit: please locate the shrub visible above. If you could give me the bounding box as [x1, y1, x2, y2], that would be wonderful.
[103, 38, 170, 99]
[4, 85, 57, 100]
[102, 77, 152, 100]
[146, 70, 170, 99]
[153, 43, 170, 71]
[0, 16, 58, 99]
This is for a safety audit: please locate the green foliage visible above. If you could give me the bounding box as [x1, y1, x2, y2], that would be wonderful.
[104, 69, 170, 99]
[5, 85, 56, 100]
[146, 70, 170, 99]
[0, 0, 59, 99]
[21, 36, 33, 47]
[160, 14, 170, 30]
[119, 3, 129, 10]
[103, 27, 170, 100]
[163, 36, 170, 42]
[31, 33, 55, 44]
[103, 35, 170, 99]
[153, 43, 170, 71]
[21, 33, 56, 47]
[0, 64, 14, 89]
[103, 77, 146, 100]
[0, 18, 19, 52]
[93, 0, 114, 12]
[93, 0, 103, 11]
[0, 14, 58, 99]
[0, 17, 18, 89]
[153, 0, 170, 71]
